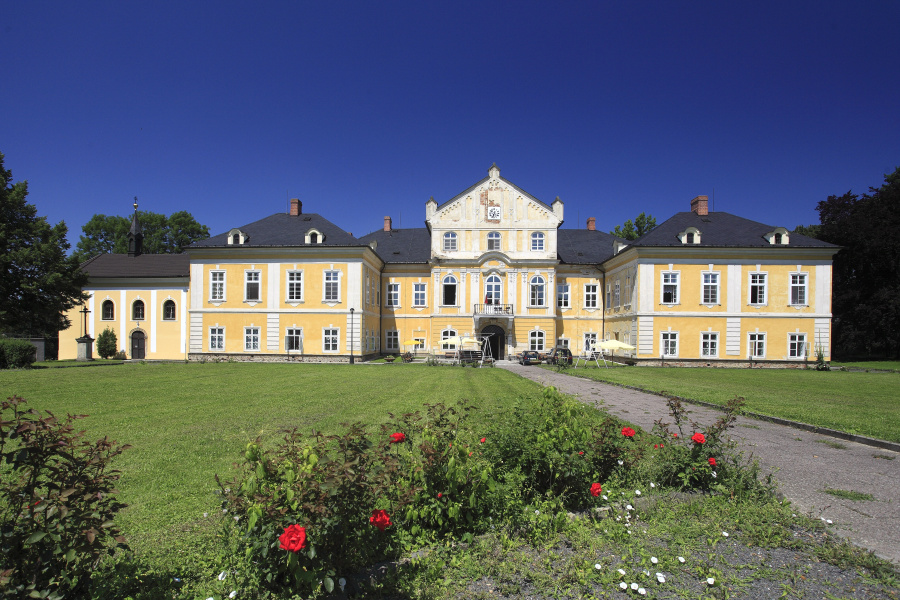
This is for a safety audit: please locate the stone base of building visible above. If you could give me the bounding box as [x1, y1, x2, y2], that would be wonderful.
[187, 353, 378, 364]
[629, 357, 819, 369]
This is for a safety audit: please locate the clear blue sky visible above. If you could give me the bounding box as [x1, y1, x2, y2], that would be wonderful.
[3, 1, 898, 249]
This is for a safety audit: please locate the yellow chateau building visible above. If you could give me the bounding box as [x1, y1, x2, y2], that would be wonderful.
[60, 165, 838, 366]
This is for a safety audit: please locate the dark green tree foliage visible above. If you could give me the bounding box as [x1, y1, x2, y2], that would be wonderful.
[792, 223, 821, 239]
[96, 327, 118, 359]
[610, 212, 656, 240]
[816, 167, 900, 358]
[74, 210, 210, 261]
[0, 153, 88, 337]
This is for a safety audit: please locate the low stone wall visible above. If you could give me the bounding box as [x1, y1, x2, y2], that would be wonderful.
[188, 353, 378, 364]
[630, 357, 816, 369]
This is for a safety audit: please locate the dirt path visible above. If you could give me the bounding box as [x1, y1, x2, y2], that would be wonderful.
[498, 362, 900, 564]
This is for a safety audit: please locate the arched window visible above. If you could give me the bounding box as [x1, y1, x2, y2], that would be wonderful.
[530, 275, 546, 307]
[310, 232, 319, 244]
[774, 232, 782, 244]
[443, 232, 457, 252]
[232, 233, 240, 245]
[529, 330, 545, 351]
[485, 274, 501, 305]
[686, 232, 694, 244]
[163, 299, 176, 320]
[531, 232, 545, 251]
[441, 328, 458, 351]
[442, 274, 458, 306]
[487, 231, 501, 251]
[132, 300, 145, 321]
[102, 300, 115, 320]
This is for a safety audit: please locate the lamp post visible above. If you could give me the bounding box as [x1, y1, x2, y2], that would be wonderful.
[349, 307, 355, 364]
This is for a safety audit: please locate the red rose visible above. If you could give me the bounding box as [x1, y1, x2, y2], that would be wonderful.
[691, 432, 706, 444]
[673, 433, 678, 438]
[660, 444, 664, 448]
[708, 457, 716, 466]
[590, 483, 603, 497]
[389, 432, 405, 444]
[437, 492, 442, 498]
[621, 427, 636, 438]
[480, 437, 486, 443]
[654, 444, 658, 449]
[278, 524, 307, 552]
[370, 509, 392, 531]
[579, 451, 584, 455]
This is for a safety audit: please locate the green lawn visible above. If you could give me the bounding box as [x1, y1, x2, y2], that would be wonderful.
[0, 363, 541, 563]
[832, 360, 900, 371]
[555, 365, 900, 442]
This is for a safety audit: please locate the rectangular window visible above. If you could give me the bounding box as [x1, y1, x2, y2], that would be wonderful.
[749, 333, 766, 358]
[585, 284, 598, 309]
[661, 332, 678, 357]
[441, 329, 457, 351]
[324, 271, 340, 302]
[210, 271, 225, 301]
[625, 276, 632, 305]
[701, 332, 718, 357]
[557, 338, 569, 348]
[413, 338, 425, 350]
[442, 280, 457, 306]
[530, 280, 545, 307]
[286, 328, 303, 351]
[366, 273, 371, 305]
[557, 283, 570, 308]
[790, 273, 807, 306]
[605, 284, 611, 308]
[614, 281, 621, 308]
[244, 327, 260, 351]
[789, 333, 807, 358]
[287, 271, 303, 302]
[750, 273, 767, 305]
[702, 272, 719, 304]
[584, 332, 597, 353]
[323, 328, 339, 352]
[387, 283, 400, 307]
[413, 283, 426, 307]
[385, 330, 399, 351]
[209, 327, 224, 351]
[662, 272, 679, 304]
[529, 330, 545, 351]
[245, 271, 260, 301]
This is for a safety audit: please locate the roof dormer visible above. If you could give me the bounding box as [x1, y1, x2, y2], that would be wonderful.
[678, 226, 701, 244]
[765, 227, 790, 245]
[227, 228, 248, 245]
[305, 228, 324, 244]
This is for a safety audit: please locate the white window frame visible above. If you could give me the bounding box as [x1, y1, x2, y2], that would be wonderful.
[244, 270, 261, 302]
[132, 300, 145, 321]
[749, 333, 766, 359]
[102, 299, 115, 321]
[531, 232, 545, 251]
[244, 326, 260, 351]
[605, 284, 611, 309]
[661, 271, 680, 305]
[702, 271, 719, 305]
[557, 283, 570, 309]
[441, 328, 457, 351]
[324, 270, 341, 303]
[788, 333, 807, 359]
[661, 331, 679, 357]
[413, 338, 425, 350]
[790, 273, 808, 306]
[286, 270, 303, 302]
[441, 275, 458, 306]
[700, 332, 719, 358]
[749, 272, 767, 306]
[484, 274, 502, 305]
[584, 332, 598, 353]
[210, 270, 225, 302]
[163, 299, 176, 321]
[209, 326, 225, 351]
[530, 275, 546, 307]
[487, 231, 501, 251]
[556, 338, 569, 348]
[585, 284, 598, 309]
[625, 276, 632, 306]
[443, 232, 457, 252]
[614, 281, 621, 308]
[387, 283, 400, 307]
[529, 330, 545, 351]
[285, 328, 303, 352]
[323, 328, 339, 353]
[385, 330, 399, 351]
[413, 283, 427, 307]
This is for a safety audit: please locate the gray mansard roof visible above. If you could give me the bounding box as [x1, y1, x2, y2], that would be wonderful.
[558, 229, 625, 264]
[190, 213, 360, 248]
[358, 228, 432, 263]
[80, 253, 190, 278]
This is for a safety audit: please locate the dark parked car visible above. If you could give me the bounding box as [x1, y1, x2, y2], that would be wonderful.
[518, 350, 541, 365]
[547, 347, 573, 366]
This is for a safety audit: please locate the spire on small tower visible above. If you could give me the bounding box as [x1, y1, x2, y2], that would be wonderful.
[127, 196, 144, 257]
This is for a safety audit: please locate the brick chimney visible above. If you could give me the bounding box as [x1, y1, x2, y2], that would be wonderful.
[289, 198, 301, 216]
[384, 216, 392, 232]
[586, 217, 596, 231]
[690, 195, 708, 216]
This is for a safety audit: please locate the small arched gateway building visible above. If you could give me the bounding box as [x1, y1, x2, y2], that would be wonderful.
[60, 165, 838, 366]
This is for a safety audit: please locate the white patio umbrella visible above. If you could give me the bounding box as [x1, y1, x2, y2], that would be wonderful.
[598, 339, 636, 351]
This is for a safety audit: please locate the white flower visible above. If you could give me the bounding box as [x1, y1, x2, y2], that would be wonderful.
[535, 510, 540, 515]
[707, 577, 715, 585]
[643, 569, 650, 576]
[626, 504, 634, 511]
[620, 582, 628, 590]
[222, 509, 228, 513]
[638, 588, 646, 595]
[631, 582, 639, 590]
[722, 531, 729, 537]
[826, 519, 833, 524]
[616, 516, 621, 521]
[792, 513, 796, 517]
[635, 490, 641, 496]
[234, 515, 239, 521]
[218, 571, 227, 581]
[203, 512, 208, 518]
[595, 564, 602, 570]
[711, 471, 717, 478]
[229, 592, 238, 599]
[678, 556, 685, 563]
[650, 482, 656, 488]
[617, 568, 626, 575]
[650, 556, 658, 564]
[602, 495, 608, 500]
[656, 573, 666, 583]
[618, 460, 624, 465]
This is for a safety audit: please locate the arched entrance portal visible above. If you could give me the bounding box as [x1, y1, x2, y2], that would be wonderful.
[480, 325, 505, 360]
[131, 331, 146, 359]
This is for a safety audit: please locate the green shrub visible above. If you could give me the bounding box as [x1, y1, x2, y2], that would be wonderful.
[0, 338, 36, 369]
[96, 328, 118, 359]
[0, 396, 130, 599]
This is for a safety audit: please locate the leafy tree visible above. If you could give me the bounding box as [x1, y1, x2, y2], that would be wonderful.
[96, 327, 118, 359]
[815, 166, 900, 358]
[792, 224, 821, 239]
[610, 212, 656, 240]
[0, 152, 88, 337]
[74, 210, 209, 261]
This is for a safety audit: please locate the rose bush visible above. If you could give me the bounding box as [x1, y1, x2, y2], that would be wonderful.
[278, 525, 307, 552]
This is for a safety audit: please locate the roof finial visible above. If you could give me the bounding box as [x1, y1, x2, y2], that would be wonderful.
[133, 196, 139, 212]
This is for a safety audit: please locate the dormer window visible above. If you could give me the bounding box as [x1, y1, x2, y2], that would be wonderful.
[687, 232, 694, 244]
[227, 229, 248, 245]
[304, 228, 324, 244]
[774, 233, 782, 244]
[679, 227, 701, 244]
[765, 227, 790, 245]
[310, 233, 318, 243]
